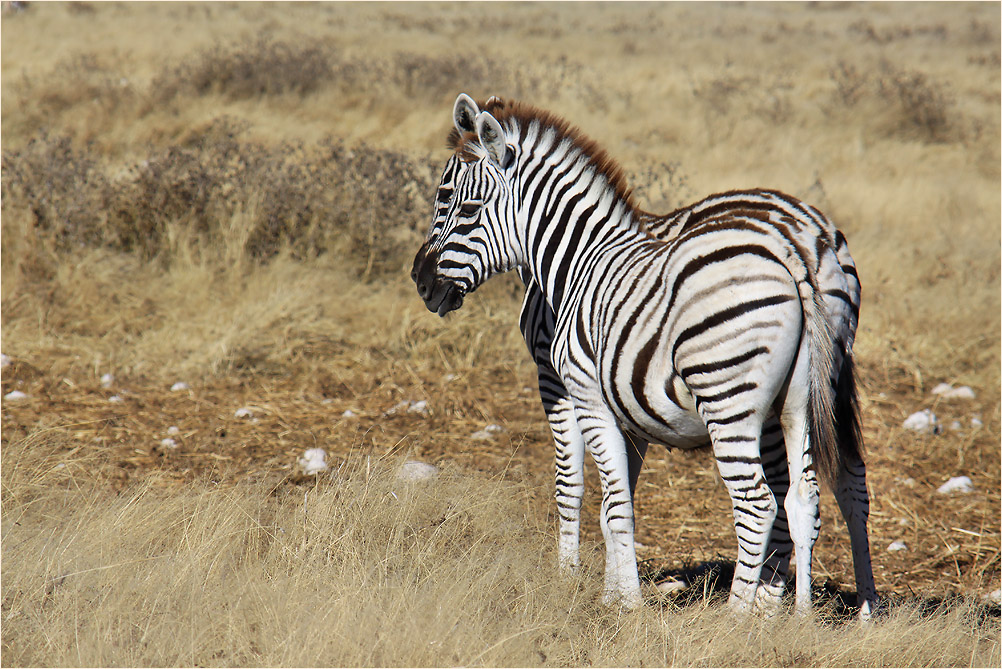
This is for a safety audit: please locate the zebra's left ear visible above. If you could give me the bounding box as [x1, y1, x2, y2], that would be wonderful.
[476, 112, 514, 169]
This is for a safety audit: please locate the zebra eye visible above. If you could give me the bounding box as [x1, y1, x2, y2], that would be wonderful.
[436, 188, 452, 204]
[459, 202, 482, 217]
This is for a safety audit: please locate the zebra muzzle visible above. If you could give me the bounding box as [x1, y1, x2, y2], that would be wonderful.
[412, 247, 465, 317]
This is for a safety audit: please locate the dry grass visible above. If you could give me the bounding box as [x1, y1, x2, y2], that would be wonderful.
[2, 1, 1000, 666]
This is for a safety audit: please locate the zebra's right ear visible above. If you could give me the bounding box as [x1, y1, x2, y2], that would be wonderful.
[453, 94, 480, 134]
[476, 111, 513, 169]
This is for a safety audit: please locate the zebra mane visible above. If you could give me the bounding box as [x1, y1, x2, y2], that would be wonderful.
[447, 97, 641, 222]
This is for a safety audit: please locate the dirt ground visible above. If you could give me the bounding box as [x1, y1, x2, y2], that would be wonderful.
[3, 335, 998, 606]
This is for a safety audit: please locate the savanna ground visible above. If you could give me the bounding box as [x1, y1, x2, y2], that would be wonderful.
[1, 2, 999, 666]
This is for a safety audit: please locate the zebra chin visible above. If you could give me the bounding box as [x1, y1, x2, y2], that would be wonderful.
[423, 280, 465, 317]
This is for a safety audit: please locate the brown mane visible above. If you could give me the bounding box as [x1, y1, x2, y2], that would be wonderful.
[449, 97, 639, 215]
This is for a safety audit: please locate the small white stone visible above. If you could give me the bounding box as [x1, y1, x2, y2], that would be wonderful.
[971, 416, 984, 428]
[342, 409, 356, 418]
[397, 460, 439, 482]
[937, 476, 974, 495]
[321, 398, 334, 405]
[932, 383, 976, 400]
[108, 395, 124, 403]
[0, 353, 10, 369]
[472, 423, 505, 440]
[234, 407, 254, 419]
[887, 540, 908, 552]
[298, 448, 328, 475]
[100, 373, 115, 388]
[931, 382, 955, 396]
[160, 438, 178, 450]
[898, 477, 916, 487]
[443, 373, 458, 382]
[4, 390, 28, 401]
[948, 421, 962, 432]
[898, 518, 910, 526]
[386, 400, 429, 416]
[903, 409, 940, 434]
[167, 426, 180, 436]
[985, 589, 1001, 605]
[170, 381, 189, 392]
[655, 578, 688, 594]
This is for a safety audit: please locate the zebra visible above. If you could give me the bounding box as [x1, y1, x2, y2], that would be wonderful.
[412, 94, 877, 618]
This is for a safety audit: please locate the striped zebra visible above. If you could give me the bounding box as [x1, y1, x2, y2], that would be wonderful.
[412, 94, 877, 618]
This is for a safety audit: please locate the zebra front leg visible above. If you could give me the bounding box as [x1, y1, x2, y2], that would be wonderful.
[834, 451, 878, 621]
[543, 390, 586, 572]
[574, 401, 643, 608]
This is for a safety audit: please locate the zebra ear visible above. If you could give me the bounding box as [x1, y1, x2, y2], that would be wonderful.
[453, 94, 480, 134]
[476, 112, 513, 169]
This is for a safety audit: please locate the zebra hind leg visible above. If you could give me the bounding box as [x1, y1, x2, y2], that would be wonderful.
[707, 414, 778, 614]
[754, 414, 793, 617]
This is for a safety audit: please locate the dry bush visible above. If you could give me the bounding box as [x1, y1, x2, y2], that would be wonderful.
[827, 59, 957, 142]
[2, 121, 435, 276]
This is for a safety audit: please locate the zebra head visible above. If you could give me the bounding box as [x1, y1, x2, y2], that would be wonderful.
[412, 94, 519, 316]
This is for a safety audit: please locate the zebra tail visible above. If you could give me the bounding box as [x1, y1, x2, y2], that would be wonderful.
[834, 349, 865, 468]
[805, 290, 841, 491]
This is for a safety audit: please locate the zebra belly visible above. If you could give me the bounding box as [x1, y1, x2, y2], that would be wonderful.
[611, 391, 710, 449]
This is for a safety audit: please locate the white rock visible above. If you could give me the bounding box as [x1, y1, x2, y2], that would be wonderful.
[170, 381, 190, 392]
[931, 383, 976, 400]
[903, 409, 941, 434]
[386, 400, 430, 416]
[4, 390, 28, 401]
[234, 407, 254, 419]
[108, 395, 124, 403]
[342, 409, 356, 418]
[898, 518, 910, 526]
[937, 476, 974, 495]
[298, 448, 328, 475]
[971, 416, 984, 428]
[167, 426, 180, 436]
[443, 373, 458, 383]
[160, 438, 178, 450]
[321, 398, 334, 405]
[897, 477, 916, 487]
[887, 541, 908, 552]
[471, 423, 505, 440]
[948, 421, 962, 432]
[397, 460, 439, 482]
[100, 373, 115, 388]
[655, 578, 688, 594]
[0, 353, 10, 369]
[985, 589, 1001, 606]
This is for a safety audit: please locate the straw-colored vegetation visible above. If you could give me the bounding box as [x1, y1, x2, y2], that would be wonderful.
[2, 2, 999, 666]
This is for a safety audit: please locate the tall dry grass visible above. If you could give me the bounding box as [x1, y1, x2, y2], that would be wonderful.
[2, 436, 998, 667]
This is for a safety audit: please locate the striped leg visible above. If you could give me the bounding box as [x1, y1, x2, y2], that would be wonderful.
[572, 397, 643, 608]
[537, 367, 587, 572]
[834, 452, 878, 621]
[780, 385, 821, 616]
[755, 414, 793, 615]
[708, 414, 778, 613]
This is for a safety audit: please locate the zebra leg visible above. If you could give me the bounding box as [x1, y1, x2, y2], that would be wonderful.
[574, 401, 643, 608]
[833, 451, 878, 621]
[755, 415, 793, 616]
[626, 432, 648, 499]
[708, 417, 778, 613]
[538, 374, 587, 572]
[779, 391, 821, 616]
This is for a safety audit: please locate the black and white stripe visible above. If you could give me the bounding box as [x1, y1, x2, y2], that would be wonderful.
[412, 94, 876, 618]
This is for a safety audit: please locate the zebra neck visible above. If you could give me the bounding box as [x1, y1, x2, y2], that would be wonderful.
[519, 177, 643, 316]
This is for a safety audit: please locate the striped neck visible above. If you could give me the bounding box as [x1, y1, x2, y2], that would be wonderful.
[511, 123, 645, 314]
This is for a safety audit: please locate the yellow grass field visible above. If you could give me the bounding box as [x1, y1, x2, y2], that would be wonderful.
[2, 2, 999, 666]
